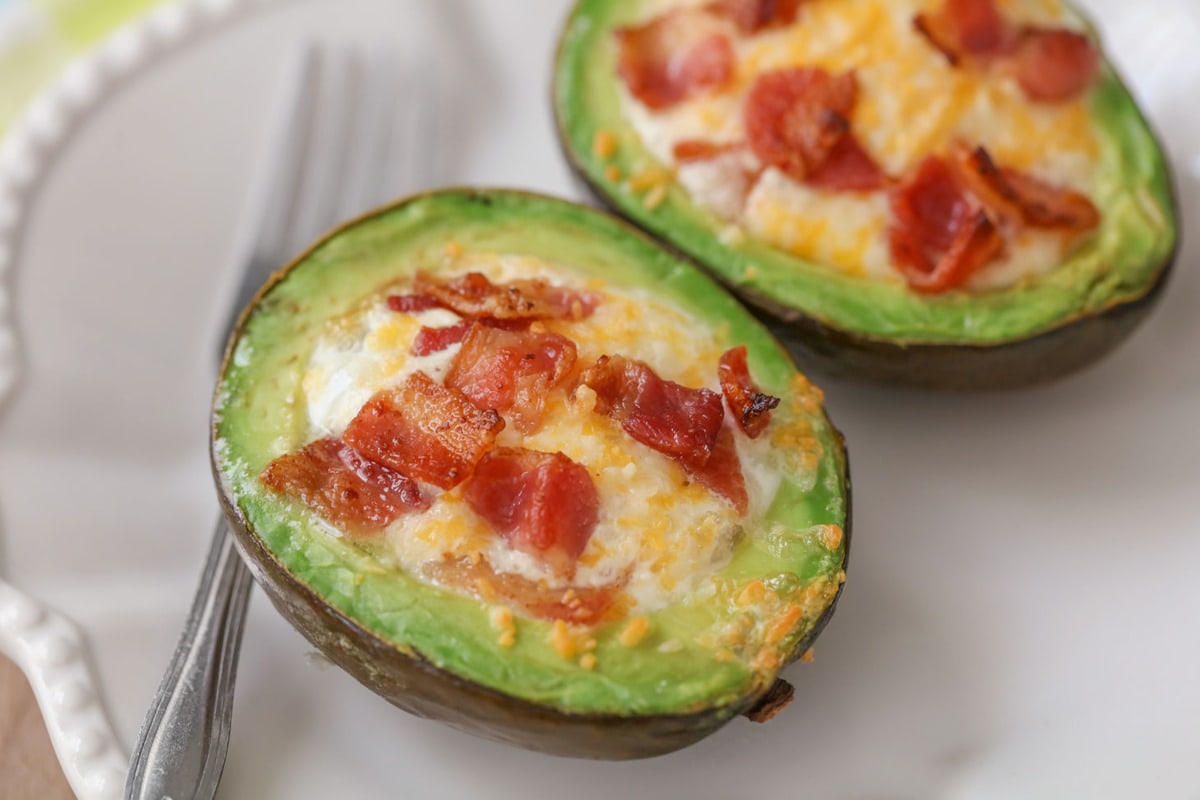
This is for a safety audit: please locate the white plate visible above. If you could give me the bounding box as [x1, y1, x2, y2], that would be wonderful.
[2, 1, 1199, 798]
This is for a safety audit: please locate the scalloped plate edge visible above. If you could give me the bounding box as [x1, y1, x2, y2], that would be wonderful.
[0, 1, 264, 797]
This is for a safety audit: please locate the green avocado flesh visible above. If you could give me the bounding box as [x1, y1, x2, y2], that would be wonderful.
[553, 0, 1177, 346]
[212, 190, 848, 719]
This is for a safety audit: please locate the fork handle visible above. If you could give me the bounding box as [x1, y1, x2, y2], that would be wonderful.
[124, 519, 253, 800]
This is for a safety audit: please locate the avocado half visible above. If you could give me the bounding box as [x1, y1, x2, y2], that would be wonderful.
[211, 189, 850, 758]
[552, 0, 1179, 389]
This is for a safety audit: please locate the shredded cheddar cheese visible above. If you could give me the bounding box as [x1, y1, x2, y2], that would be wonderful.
[593, 129, 617, 159]
[620, 616, 651, 647]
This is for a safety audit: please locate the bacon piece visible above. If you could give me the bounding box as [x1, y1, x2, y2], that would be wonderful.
[616, 9, 735, 110]
[387, 293, 441, 313]
[1013, 28, 1099, 103]
[343, 372, 503, 490]
[259, 438, 427, 535]
[706, 0, 804, 33]
[464, 448, 600, 578]
[718, 346, 780, 439]
[686, 425, 749, 514]
[582, 355, 724, 470]
[888, 155, 1004, 293]
[914, 0, 1015, 64]
[444, 323, 578, 433]
[745, 68, 882, 191]
[951, 143, 1100, 233]
[424, 557, 623, 625]
[411, 320, 472, 357]
[804, 133, 886, 192]
[411, 271, 598, 322]
[914, 2, 1097, 102]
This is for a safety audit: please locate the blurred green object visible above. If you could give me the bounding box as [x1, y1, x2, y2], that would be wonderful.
[0, 0, 166, 136]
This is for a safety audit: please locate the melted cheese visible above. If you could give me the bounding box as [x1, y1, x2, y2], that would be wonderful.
[622, 0, 1102, 289]
[301, 254, 784, 614]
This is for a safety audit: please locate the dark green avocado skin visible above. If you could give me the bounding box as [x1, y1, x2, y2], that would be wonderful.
[739, 258, 1175, 389]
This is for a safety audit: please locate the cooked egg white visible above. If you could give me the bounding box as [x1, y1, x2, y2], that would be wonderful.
[301, 254, 785, 614]
[622, 0, 1101, 290]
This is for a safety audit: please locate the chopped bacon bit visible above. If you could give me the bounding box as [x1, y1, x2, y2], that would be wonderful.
[995, 168, 1100, 232]
[891, 155, 975, 254]
[745, 68, 883, 191]
[412, 271, 599, 322]
[914, 0, 1015, 64]
[687, 424, 748, 514]
[387, 293, 441, 313]
[1013, 28, 1100, 103]
[892, 208, 1004, 293]
[706, 0, 804, 33]
[259, 438, 427, 534]
[445, 323, 578, 433]
[746, 68, 855, 181]
[582, 355, 724, 470]
[411, 320, 471, 357]
[343, 372, 503, 490]
[949, 143, 1024, 222]
[951, 143, 1100, 232]
[616, 9, 736, 110]
[914, 1, 1098, 102]
[888, 155, 1004, 293]
[804, 133, 886, 192]
[464, 448, 600, 578]
[425, 557, 622, 625]
[718, 346, 780, 439]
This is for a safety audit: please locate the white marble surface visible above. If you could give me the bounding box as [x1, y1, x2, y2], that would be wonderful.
[0, 0, 1198, 797]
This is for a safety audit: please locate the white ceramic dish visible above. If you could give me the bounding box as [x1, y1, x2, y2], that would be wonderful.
[1, 1, 1199, 798]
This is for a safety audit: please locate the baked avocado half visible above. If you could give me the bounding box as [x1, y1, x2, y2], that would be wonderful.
[211, 189, 850, 759]
[553, 0, 1178, 388]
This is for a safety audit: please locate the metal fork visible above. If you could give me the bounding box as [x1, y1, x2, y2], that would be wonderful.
[124, 45, 438, 800]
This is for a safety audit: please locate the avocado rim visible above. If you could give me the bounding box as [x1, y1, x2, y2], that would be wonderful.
[210, 187, 852, 758]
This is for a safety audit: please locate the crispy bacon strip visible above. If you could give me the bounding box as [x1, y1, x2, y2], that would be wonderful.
[745, 68, 884, 191]
[411, 320, 472, 357]
[804, 133, 886, 192]
[343, 372, 503, 490]
[464, 448, 600, 579]
[891, 209, 1004, 293]
[411, 271, 598, 322]
[685, 425, 749, 515]
[888, 155, 1004, 293]
[913, 0, 1015, 64]
[582, 355, 725, 470]
[718, 346, 780, 439]
[445, 323, 578, 434]
[706, 0, 805, 33]
[387, 293, 440, 313]
[951, 143, 1099, 233]
[616, 9, 736, 110]
[424, 557, 623, 625]
[259, 438, 427, 535]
